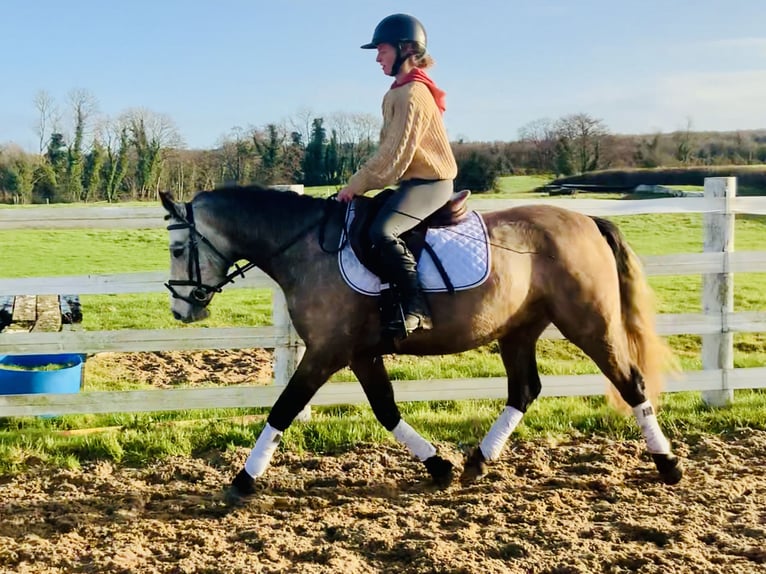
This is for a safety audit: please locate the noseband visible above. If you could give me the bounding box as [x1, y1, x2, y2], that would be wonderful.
[164, 202, 254, 307]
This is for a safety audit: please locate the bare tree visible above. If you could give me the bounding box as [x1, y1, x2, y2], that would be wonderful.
[673, 117, 695, 165]
[217, 126, 255, 185]
[33, 90, 59, 154]
[349, 112, 380, 148]
[518, 118, 558, 173]
[120, 107, 184, 149]
[67, 89, 99, 144]
[288, 107, 316, 147]
[325, 111, 380, 178]
[555, 113, 610, 174]
[118, 108, 183, 198]
[61, 89, 100, 200]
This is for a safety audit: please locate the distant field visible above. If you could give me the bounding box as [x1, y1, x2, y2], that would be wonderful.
[302, 175, 556, 199]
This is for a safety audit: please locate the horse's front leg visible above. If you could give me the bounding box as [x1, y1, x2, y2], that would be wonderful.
[228, 349, 345, 499]
[350, 353, 454, 487]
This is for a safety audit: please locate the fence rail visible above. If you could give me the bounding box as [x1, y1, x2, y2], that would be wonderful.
[1, 177, 765, 416]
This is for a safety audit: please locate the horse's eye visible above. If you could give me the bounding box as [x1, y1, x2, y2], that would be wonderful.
[172, 248, 184, 258]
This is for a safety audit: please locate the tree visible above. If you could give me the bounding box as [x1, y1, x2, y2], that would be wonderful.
[61, 90, 99, 201]
[121, 108, 182, 198]
[218, 126, 254, 185]
[554, 137, 574, 177]
[326, 112, 380, 181]
[324, 129, 342, 184]
[289, 108, 316, 150]
[45, 131, 68, 197]
[674, 118, 695, 165]
[253, 124, 285, 184]
[554, 113, 609, 174]
[302, 118, 327, 186]
[282, 131, 304, 183]
[635, 133, 663, 168]
[518, 118, 558, 173]
[33, 162, 58, 203]
[33, 90, 59, 155]
[83, 140, 105, 202]
[102, 125, 130, 202]
[453, 144, 501, 192]
[0, 145, 36, 204]
[46, 132, 67, 170]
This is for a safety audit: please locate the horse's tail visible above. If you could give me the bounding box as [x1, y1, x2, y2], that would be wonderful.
[591, 216, 679, 408]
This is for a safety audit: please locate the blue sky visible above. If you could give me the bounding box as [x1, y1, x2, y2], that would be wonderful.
[2, 0, 764, 151]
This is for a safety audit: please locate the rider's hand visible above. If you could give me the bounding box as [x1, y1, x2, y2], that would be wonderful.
[336, 185, 360, 203]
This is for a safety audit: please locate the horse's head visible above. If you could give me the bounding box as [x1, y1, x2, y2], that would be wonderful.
[159, 190, 232, 323]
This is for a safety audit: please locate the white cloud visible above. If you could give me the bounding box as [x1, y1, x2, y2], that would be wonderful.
[559, 69, 766, 134]
[654, 69, 766, 129]
[703, 37, 766, 57]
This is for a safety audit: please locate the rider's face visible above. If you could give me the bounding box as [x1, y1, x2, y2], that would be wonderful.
[376, 44, 396, 76]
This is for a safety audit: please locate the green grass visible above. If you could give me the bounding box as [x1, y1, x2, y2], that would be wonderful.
[0, 182, 764, 471]
[1, 391, 764, 473]
[304, 184, 343, 197]
[80, 290, 273, 331]
[491, 174, 554, 196]
[0, 228, 168, 277]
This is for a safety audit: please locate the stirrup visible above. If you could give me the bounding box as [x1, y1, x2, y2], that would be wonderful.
[382, 304, 432, 338]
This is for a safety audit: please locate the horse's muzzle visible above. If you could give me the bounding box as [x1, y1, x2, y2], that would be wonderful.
[172, 307, 209, 323]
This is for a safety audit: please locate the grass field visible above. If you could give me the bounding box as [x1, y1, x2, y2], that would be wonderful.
[0, 177, 764, 472]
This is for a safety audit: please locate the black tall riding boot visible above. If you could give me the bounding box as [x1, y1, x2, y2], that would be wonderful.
[377, 238, 433, 336]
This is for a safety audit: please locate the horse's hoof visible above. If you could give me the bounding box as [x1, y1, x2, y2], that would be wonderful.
[651, 453, 684, 485]
[424, 455, 454, 488]
[223, 486, 247, 506]
[225, 468, 256, 503]
[460, 447, 488, 485]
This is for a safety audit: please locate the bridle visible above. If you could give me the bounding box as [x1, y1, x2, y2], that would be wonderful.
[164, 202, 255, 307]
[164, 198, 344, 307]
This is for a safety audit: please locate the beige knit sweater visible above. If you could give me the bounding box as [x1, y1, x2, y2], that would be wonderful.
[346, 82, 458, 194]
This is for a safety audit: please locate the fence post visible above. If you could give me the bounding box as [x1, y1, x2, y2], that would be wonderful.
[272, 287, 309, 420]
[701, 177, 736, 406]
[270, 183, 310, 420]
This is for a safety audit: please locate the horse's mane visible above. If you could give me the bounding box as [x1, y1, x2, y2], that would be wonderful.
[194, 184, 331, 219]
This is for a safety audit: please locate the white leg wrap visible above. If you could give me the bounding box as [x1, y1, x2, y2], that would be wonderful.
[392, 420, 437, 461]
[244, 423, 283, 478]
[480, 406, 524, 460]
[632, 401, 671, 455]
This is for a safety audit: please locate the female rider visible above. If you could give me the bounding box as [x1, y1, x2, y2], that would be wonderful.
[337, 13, 458, 337]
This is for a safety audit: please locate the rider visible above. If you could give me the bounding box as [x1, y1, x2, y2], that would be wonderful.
[337, 13, 458, 337]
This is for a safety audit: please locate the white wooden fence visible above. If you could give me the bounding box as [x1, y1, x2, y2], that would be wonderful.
[1, 177, 765, 417]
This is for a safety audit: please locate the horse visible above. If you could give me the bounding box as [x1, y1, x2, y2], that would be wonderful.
[159, 185, 683, 498]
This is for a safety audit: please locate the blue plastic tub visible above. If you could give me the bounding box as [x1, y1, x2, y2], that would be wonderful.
[0, 354, 84, 395]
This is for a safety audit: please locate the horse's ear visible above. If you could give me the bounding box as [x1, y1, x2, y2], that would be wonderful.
[159, 190, 184, 220]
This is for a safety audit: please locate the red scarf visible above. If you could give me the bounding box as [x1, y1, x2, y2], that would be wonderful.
[391, 68, 447, 114]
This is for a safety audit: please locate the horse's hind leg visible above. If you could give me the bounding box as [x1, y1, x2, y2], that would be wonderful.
[350, 353, 454, 487]
[461, 333, 542, 484]
[228, 348, 346, 499]
[555, 316, 683, 485]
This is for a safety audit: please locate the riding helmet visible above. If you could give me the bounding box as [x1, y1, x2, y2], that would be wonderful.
[360, 13, 427, 56]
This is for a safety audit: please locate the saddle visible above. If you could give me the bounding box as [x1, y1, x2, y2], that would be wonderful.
[347, 188, 471, 284]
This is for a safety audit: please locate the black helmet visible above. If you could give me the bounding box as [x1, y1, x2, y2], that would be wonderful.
[361, 13, 427, 56]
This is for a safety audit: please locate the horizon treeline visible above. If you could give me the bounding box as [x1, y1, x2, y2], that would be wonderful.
[1, 89, 765, 203]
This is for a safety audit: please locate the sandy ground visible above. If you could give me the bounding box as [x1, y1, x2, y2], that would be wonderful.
[1, 351, 765, 573]
[86, 349, 274, 388]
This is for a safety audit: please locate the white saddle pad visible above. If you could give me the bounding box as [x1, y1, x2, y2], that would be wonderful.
[338, 203, 491, 296]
